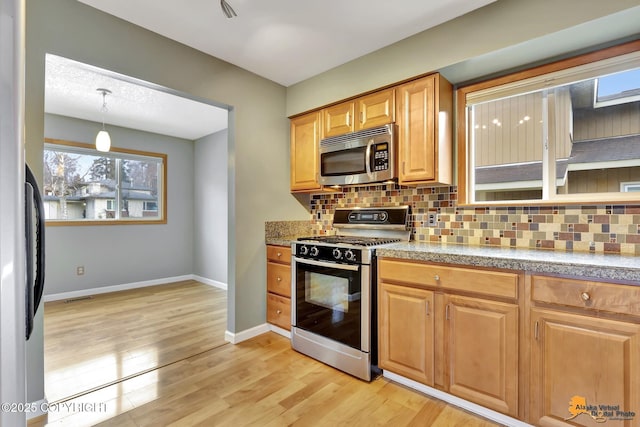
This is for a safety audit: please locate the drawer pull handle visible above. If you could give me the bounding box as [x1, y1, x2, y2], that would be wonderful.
[581, 292, 591, 301]
[434, 274, 440, 281]
[276, 309, 282, 314]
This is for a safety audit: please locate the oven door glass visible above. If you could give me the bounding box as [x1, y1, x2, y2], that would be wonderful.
[294, 258, 365, 350]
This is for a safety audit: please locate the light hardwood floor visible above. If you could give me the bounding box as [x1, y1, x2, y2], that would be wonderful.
[32, 281, 501, 426]
[43, 280, 227, 403]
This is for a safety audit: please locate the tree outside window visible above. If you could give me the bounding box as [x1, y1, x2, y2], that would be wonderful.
[43, 139, 167, 225]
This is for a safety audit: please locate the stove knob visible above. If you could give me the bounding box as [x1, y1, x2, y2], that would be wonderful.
[299, 245, 309, 255]
[309, 246, 319, 257]
[332, 248, 342, 260]
[345, 249, 356, 262]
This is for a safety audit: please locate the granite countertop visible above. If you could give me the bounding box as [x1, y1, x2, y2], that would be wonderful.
[376, 242, 640, 283]
[264, 225, 640, 283]
[266, 236, 302, 247]
[264, 220, 312, 247]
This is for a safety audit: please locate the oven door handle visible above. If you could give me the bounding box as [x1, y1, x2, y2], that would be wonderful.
[293, 257, 360, 272]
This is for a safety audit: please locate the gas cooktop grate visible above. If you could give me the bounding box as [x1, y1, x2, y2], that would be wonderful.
[297, 236, 402, 247]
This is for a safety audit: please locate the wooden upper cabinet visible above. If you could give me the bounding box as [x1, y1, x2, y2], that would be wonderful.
[323, 102, 355, 137]
[356, 89, 395, 130]
[290, 111, 322, 192]
[323, 89, 395, 138]
[396, 73, 452, 186]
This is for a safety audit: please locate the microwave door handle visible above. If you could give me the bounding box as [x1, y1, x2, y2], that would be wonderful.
[293, 257, 360, 272]
[365, 139, 374, 177]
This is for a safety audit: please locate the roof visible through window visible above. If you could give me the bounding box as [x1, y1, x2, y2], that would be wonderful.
[594, 68, 640, 107]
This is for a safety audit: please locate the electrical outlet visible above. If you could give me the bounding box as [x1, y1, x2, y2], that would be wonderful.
[428, 213, 437, 227]
[76, 266, 85, 275]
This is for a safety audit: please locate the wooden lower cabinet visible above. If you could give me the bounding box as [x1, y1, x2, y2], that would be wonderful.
[445, 295, 519, 417]
[379, 282, 434, 385]
[266, 293, 291, 330]
[530, 308, 640, 427]
[378, 258, 640, 425]
[378, 257, 520, 418]
[266, 245, 292, 330]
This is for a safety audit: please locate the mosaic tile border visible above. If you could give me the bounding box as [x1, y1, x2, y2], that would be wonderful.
[309, 184, 640, 255]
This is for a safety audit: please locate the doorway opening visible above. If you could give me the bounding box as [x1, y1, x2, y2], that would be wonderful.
[42, 53, 231, 404]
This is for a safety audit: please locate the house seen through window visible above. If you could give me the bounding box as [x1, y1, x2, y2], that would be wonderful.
[459, 43, 640, 204]
[43, 140, 166, 224]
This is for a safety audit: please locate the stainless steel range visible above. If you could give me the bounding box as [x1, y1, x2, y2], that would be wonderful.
[291, 206, 410, 381]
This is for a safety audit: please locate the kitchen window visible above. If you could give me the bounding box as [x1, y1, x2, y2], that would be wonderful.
[457, 40, 640, 205]
[43, 139, 167, 225]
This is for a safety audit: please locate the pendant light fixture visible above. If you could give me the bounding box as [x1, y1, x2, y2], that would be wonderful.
[95, 88, 112, 152]
[220, 0, 237, 18]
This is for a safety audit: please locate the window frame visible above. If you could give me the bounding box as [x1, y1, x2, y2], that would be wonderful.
[457, 39, 640, 206]
[44, 138, 168, 226]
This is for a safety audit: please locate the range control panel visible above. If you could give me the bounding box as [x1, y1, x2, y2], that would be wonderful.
[333, 206, 410, 227]
[347, 210, 388, 223]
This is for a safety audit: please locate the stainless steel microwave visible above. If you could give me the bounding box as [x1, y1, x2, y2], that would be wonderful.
[319, 124, 396, 186]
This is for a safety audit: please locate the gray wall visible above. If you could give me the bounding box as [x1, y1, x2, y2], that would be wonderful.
[286, 0, 640, 116]
[26, 0, 308, 331]
[26, 0, 309, 405]
[43, 114, 195, 295]
[194, 130, 228, 285]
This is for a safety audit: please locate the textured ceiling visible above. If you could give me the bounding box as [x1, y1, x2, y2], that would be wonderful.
[45, 54, 228, 141]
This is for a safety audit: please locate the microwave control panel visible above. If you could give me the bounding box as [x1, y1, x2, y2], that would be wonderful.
[372, 143, 389, 172]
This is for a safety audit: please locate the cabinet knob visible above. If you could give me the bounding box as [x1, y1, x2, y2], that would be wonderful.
[580, 292, 591, 301]
[277, 276, 282, 282]
[434, 274, 440, 281]
[277, 252, 282, 257]
[276, 309, 282, 315]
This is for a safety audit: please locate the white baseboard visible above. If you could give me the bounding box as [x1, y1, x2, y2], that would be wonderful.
[43, 274, 195, 302]
[383, 371, 533, 427]
[26, 398, 47, 420]
[225, 323, 270, 344]
[269, 324, 291, 339]
[192, 275, 227, 290]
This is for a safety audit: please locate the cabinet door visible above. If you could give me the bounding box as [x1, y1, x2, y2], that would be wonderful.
[396, 75, 436, 183]
[323, 102, 354, 137]
[356, 89, 395, 130]
[290, 111, 322, 192]
[530, 308, 640, 427]
[445, 295, 519, 417]
[396, 74, 452, 186]
[379, 282, 434, 386]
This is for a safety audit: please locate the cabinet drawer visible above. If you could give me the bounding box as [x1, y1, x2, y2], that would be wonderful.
[531, 275, 640, 316]
[267, 262, 291, 297]
[379, 258, 518, 300]
[267, 293, 291, 330]
[267, 245, 291, 264]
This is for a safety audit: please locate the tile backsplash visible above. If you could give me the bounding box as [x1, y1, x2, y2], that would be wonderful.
[309, 183, 640, 256]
